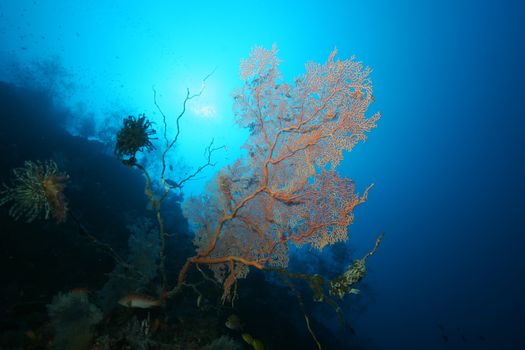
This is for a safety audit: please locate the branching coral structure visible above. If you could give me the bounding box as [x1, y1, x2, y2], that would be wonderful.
[0, 160, 69, 223]
[47, 291, 103, 350]
[179, 46, 380, 299]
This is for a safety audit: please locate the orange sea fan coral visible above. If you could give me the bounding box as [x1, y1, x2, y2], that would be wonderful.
[0, 160, 69, 223]
[179, 46, 380, 299]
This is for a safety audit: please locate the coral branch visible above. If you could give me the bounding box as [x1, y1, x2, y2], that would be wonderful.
[178, 46, 380, 299]
[119, 69, 219, 290]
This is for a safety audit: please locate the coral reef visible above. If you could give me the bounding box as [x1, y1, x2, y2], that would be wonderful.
[98, 217, 160, 312]
[330, 232, 383, 299]
[0, 47, 381, 350]
[47, 291, 103, 350]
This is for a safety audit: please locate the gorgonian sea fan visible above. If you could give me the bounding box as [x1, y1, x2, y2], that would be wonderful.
[181, 46, 380, 299]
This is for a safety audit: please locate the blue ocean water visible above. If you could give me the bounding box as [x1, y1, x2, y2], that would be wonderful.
[0, 0, 523, 349]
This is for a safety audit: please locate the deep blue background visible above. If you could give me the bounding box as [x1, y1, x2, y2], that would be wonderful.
[0, 0, 523, 348]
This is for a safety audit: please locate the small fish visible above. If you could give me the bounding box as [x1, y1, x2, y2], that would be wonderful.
[165, 178, 179, 188]
[251, 339, 264, 350]
[70, 287, 90, 297]
[118, 294, 161, 309]
[437, 323, 448, 342]
[225, 314, 243, 331]
[197, 294, 203, 308]
[242, 333, 254, 345]
[349, 288, 360, 295]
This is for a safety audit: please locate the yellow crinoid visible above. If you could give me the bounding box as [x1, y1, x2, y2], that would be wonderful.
[0, 160, 69, 223]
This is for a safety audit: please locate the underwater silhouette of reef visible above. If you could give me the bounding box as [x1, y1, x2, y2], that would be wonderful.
[0, 46, 381, 349]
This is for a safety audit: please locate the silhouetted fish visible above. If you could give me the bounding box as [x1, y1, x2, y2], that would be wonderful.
[118, 294, 161, 309]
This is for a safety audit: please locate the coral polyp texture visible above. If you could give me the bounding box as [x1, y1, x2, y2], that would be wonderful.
[180, 46, 380, 299]
[114, 114, 156, 165]
[0, 160, 69, 223]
